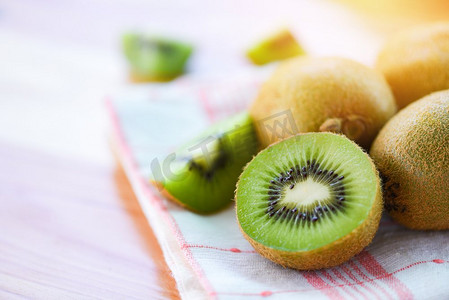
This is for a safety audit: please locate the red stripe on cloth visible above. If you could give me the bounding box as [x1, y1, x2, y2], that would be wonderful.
[341, 265, 375, 300]
[199, 89, 216, 122]
[321, 270, 357, 300]
[390, 260, 448, 274]
[216, 260, 447, 297]
[303, 272, 344, 300]
[185, 244, 257, 253]
[349, 260, 393, 300]
[357, 251, 414, 300]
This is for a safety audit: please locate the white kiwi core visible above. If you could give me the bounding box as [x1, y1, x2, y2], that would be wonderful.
[282, 177, 331, 206]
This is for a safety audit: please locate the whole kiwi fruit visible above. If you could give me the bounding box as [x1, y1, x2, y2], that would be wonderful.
[250, 56, 397, 150]
[236, 133, 382, 270]
[376, 22, 449, 109]
[370, 90, 449, 230]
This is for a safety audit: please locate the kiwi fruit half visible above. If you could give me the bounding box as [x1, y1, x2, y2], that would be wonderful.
[122, 33, 193, 82]
[370, 90, 449, 230]
[376, 22, 449, 109]
[236, 133, 382, 270]
[246, 29, 305, 65]
[152, 112, 259, 214]
[250, 56, 397, 150]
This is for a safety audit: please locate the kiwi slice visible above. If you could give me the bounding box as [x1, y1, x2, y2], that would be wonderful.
[246, 29, 305, 65]
[122, 33, 193, 81]
[236, 133, 382, 270]
[152, 112, 259, 214]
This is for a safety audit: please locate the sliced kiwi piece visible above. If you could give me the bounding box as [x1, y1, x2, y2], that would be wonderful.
[236, 133, 382, 270]
[122, 33, 192, 81]
[247, 29, 305, 65]
[152, 112, 259, 214]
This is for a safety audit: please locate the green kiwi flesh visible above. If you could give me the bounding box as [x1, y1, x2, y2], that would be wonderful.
[153, 112, 259, 213]
[236, 133, 382, 269]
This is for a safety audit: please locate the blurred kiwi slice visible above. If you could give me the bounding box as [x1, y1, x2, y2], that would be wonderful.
[152, 112, 259, 214]
[247, 29, 305, 65]
[236, 133, 382, 270]
[122, 33, 192, 82]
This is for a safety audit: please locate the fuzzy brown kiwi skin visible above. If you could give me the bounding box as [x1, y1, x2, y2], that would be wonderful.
[370, 90, 449, 230]
[235, 133, 383, 270]
[250, 57, 397, 150]
[376, 22, 449, 109]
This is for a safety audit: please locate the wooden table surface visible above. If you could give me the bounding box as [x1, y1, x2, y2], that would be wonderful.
[0, 143, 180, 299]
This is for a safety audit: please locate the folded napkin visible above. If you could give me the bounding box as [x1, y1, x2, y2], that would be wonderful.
[107, 72, 449, 300]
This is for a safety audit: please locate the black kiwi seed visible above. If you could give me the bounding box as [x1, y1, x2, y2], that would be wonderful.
[336, 192, 345, 198]
[265, 159, 348, 223]
[205, 171, 213, 180]
[294, 213, 301, 223]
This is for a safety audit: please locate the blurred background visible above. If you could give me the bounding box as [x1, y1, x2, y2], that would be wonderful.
[1, 0, 448, 298]
[2, 0, 449, 165]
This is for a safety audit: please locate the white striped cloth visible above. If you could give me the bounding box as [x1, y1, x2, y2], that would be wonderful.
[107, 73, 449, 299]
